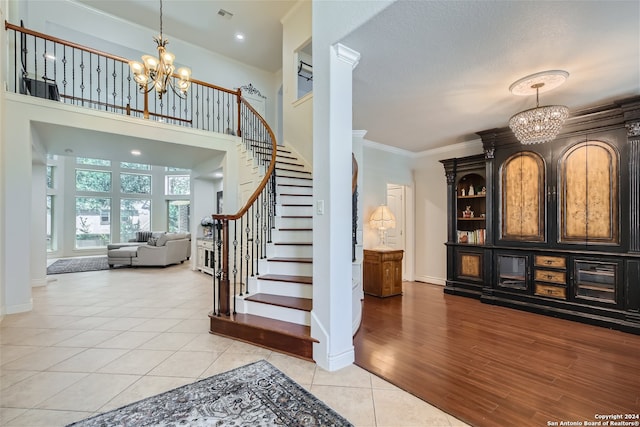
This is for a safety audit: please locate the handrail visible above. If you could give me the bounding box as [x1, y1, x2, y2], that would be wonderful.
[214, 99, 277, 222]
[352, 153, 358, 194]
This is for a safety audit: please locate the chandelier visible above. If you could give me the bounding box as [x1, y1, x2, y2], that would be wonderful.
[129, 0, 191, 99]
[508, 70, 569, 145]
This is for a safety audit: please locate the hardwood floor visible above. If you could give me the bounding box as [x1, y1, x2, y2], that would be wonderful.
[354, 281, 640, 427]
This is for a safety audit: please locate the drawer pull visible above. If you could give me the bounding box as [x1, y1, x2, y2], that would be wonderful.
[547, 274, 554, 280]
[545, 260, 553, 265]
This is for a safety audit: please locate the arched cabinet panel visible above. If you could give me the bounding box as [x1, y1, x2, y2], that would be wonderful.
[559, 140, 619, 245]
[500, 151, 545, 242]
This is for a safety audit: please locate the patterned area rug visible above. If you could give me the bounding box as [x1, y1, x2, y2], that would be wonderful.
[47, 257, 110, 275]
[67, 360, 352, 427]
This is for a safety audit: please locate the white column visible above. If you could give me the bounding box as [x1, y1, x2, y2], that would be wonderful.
[31, 162, 47, 288]
[312, 43, 361, 371]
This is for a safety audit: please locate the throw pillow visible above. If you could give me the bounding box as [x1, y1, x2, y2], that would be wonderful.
[136, 231, 153, 242]
[155, 234, 169, 247]
[147, 237, 159, 246]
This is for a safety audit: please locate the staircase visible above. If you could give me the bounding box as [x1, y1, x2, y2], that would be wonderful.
[209, 145, 318, 360]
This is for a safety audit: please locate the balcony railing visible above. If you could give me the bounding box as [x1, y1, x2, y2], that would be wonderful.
[5, 21, 240, 134]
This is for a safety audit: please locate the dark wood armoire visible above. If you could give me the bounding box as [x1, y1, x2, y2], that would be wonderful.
[441, 95, 640, 334]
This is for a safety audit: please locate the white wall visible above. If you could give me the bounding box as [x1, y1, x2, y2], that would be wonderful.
[0, 0, 7, 318]
[412, 141, 483, 285]
[281, 0, 313, 165]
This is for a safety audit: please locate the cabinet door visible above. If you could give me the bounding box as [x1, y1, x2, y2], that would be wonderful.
[558, 140, 619, 245]
[495, 252, 529, 291]
[500, 151, 545, 242]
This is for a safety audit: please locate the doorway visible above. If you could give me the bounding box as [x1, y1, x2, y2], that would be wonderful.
[386, 183, 410, 280]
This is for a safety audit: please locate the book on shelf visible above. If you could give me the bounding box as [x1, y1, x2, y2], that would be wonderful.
[457, 228, 485, 244]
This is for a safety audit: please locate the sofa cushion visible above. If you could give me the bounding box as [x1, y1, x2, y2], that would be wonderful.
[135, 231, 153, 242]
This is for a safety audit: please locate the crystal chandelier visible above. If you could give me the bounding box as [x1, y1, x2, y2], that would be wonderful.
[129, 0, 191, 99]
[508, 70, 569, 145]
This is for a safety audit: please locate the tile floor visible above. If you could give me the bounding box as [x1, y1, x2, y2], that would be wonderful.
[0, 262, 469, 427]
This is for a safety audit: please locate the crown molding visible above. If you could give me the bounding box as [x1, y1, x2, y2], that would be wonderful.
[414, 139, 483, 158]
[334, 44, 361, 69]
[362, 139, 414, 157]
[352, 130, 368, 139]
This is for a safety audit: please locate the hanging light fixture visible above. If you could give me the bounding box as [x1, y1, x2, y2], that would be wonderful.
[129, 0, 191, 99]
[508, 70, 569, 145]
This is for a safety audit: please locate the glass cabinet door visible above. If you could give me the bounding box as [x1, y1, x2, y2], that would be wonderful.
[497, 254, 528, 290]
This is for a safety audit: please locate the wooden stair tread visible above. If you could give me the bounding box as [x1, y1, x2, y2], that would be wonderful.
[268, 257, 312, 263]
[246, 293, 312, 311]
[209, 313, 316, 361]
[278, 183, 313, 188]
[276, 167, 312, 174]
[278, 175, 313, 181]
[259, 274, 313, 284]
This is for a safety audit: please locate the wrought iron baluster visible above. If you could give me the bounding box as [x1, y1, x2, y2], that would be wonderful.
[232, 221, 238, 314]
[240, 216, 245, 296]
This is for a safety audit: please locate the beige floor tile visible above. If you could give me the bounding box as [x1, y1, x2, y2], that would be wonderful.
[312, 364, 373, 388]
[159, 308, 200, 319]
[92, 306, 139, 318]
[48, 348, 129, 373]
[99, 375, 195, 412]
[310, 385, 375, 426]
[97, 349, 174, 375]
[181, 333, 235, 352]
[0, 328, 48, 345]
[129, 317, 182, 332]
[267, 353, 317, 385]
[127, 307, 172, 318]
[60, 316, 113, 330]
[94, 317, 149, 331]
[0, 345, 42, 366]
[224, 340, 273, 356]
[0, 407, 27, 425]
[370, 373, 402, 390]
[3, 408, 92, 427]
[147, 350, 222, 378]
[137, 332, 199, 351]
[53, 329, 121, 347]
[14, 329, 83, 347]
[167, 318, 208, 333]
[93, 331, 159, 349]
[38, 373, 140, 412]
[447, 413, 472, 427]
[372, 388, 452, 427]
[1, 347, 84, 371]
[67, 305, 111, 317]
[200, 352, 269, 378]
[0, 371, 87, 408]
[0, 370, 38, 390]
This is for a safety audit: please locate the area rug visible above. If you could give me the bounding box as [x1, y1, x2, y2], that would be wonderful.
[47, 257, 110, 275]
[67, 360, 352, 427]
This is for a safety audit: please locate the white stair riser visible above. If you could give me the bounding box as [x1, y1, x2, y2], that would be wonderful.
[277, 204, 313, 216]
[277, 185, 312, 196]
[277, 176, 313, 186]
[277, 171, 312, 180]
[274, 216, 312, 229]
[249, 277, 313, 298]
[260, 259, 312, 276]
[237, 298, 310, 325]
[278, 194, 313, 205]
[276, 162, 306, 170]
[268, 243, 313, 258]
[272, 229, 313, 242]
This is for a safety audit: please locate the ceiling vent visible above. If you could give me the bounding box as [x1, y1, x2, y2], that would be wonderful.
[217, 9, 233, 19]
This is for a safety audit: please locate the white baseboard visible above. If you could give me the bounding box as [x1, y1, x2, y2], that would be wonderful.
[31, 278, 47, 288]
[414, 275, 445, 286]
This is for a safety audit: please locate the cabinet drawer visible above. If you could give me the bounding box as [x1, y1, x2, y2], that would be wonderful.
[535, 283, 567, 300]
[200, 240, 213, 250]
[534, 269, 566, 285]
[534, 255, 566, 269]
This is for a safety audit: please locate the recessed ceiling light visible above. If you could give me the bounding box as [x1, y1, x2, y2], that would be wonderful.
[214, 172, 223, 178]
[235, 33, 245, 41]
[131, 150, 141, 156]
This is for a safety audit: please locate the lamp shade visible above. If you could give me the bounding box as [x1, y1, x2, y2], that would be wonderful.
[369, 205, 396, 230]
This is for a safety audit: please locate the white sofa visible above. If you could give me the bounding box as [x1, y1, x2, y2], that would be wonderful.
[107, 232, 191, 268]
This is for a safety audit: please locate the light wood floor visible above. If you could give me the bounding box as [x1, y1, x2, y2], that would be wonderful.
[354, 281, 640, 427]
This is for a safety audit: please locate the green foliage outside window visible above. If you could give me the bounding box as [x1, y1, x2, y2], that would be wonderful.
[76, 170, 111, 192]
[121, 173, 151, 194]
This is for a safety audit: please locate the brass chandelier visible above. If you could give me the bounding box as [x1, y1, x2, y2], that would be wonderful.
[129, 0, 191, 99]
[508, 70, 569, 145]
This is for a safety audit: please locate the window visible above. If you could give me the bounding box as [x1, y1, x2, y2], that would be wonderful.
[76, 197, 111, 248]
[166, 167, 190, 172]
[168, 200, 190, 233]
[77, 157, 110, 166]
[165, 175, 190, 195]
[46, 195, 54, 251]
[121, 173, 151, 194]
[121, 162, 151, 170]
[296, 40, 313, 99]
[47, 166, 54, 189]
[76, 169, 112, 192]
[121, 199, 151, 242]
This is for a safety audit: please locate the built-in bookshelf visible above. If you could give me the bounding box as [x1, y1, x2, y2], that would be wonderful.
[456, 173, 486, 245]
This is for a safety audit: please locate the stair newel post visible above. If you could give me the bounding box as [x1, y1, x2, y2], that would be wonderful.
[236, 88, 242, 137]
[219, 218, 230, 316]
[232, 221, 238, 314]
[239, 216, 245, 296]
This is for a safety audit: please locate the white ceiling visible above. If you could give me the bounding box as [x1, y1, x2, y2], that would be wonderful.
[71, 1, 640, 153]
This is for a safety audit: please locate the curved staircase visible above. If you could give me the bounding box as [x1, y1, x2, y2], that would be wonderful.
[209, 145, 318, 360]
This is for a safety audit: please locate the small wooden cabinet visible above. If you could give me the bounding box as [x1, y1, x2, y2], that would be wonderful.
[363, 249, 403, 297]
[196, 238, 214, 275]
